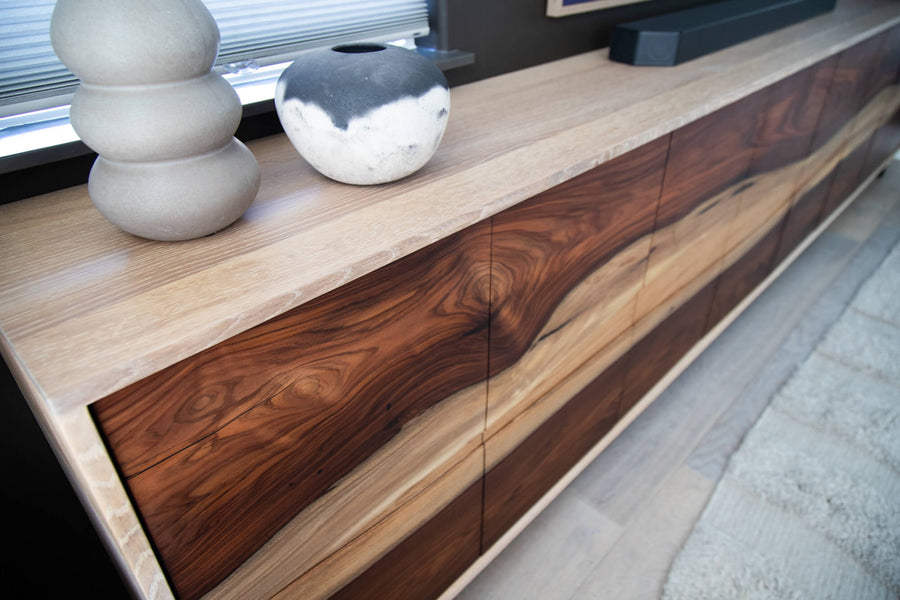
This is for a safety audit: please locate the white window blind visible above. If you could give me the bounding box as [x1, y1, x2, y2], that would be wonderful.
[0, 0, 430, 118]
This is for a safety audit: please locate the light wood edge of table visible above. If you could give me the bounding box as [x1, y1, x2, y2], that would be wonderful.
[0, 338, 174, 600]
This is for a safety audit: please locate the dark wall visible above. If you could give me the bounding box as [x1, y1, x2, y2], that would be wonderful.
[442, 0, 718, 87]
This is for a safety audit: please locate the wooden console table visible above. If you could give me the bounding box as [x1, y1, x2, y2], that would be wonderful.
[1, 1, 899, 598]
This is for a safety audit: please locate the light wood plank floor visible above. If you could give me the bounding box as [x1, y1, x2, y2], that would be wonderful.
[455, 159, 900, 600]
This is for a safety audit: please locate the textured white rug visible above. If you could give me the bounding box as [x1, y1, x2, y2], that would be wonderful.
[661, 243, 900, 600]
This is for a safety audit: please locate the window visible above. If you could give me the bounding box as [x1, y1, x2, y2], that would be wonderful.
[0, 0, 440, 165]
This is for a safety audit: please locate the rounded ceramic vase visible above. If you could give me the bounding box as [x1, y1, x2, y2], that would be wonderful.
[275, 43, 450, 185]
[50, 0, 260, 241]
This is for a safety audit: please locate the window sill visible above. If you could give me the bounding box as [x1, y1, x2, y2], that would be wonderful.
[0, 47, 474, 181]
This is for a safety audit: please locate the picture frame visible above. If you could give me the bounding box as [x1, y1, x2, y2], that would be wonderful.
[546, 0, 653, 18]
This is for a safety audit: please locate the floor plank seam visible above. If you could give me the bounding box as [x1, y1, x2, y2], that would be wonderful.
[813, 346, 900, 387]
[848, 305, 900, 328]
[765, 402, 900, 477]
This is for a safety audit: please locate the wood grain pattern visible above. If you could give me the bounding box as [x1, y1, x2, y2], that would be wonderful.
[634, 88, 769, 327]
[729, 88, 900, 282]
[769, 42, 900, 266]
[811, 32, 888, 154]
[267, 446, 484, 600]
[92, 222, 491, 600]
[485, 50, 900, 545]
[485, 137, 668, 439]
[483, 353, 625, 549]
[815, 31, 900, 221]
[821, 137, 872, 221]
[740, 54, 837, 211]
[860, 28, 900, 174]
[774, 172, 836, 266]
[329, 480, 483, 600]
[717, 33, 900, 326]
[813, 42, 900, 198]
[746, 61, 834, 178]
[483, 328, 636, 480]
[200, 388, 485, 600]
[706, 224, 783, 332]
[620, 280, 718, 418]
[797, 84, 900, 216]
[654, 88, 770, 230]
[709, 57, 838, 327]
[862, 107, 900, 178]
[719, 150, 798, 281]
[759, 54, 841, 267]
[856, 28, 896, 114]
[867, 26, 900, 95]
[786, 54, 842, 193]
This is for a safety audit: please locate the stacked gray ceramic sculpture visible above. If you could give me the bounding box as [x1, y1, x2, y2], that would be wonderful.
[51, 0, 260, 241]
[51, 3, 451, 240]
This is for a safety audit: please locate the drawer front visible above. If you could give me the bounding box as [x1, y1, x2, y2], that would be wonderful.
[486, 136, 669, 451]
[92, 221, 492, 600]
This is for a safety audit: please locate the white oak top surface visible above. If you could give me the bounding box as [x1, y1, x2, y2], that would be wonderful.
[2, 0, 899, 413]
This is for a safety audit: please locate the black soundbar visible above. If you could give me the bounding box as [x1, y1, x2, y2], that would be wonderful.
[609, 0, 837, 66]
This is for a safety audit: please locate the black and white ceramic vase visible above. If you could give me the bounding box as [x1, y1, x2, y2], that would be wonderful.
[275, 43, 450, 185]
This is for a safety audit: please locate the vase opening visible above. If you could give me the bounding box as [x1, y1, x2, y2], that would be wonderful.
[332, 43, 387, 54]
